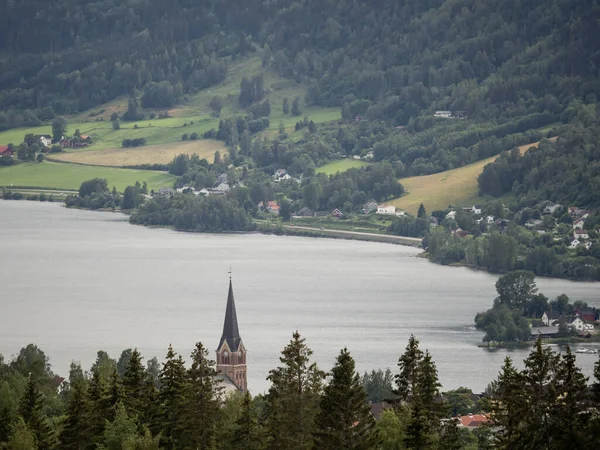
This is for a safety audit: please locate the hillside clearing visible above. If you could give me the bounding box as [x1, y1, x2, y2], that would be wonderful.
[0, 161, 175, 191]
[50, 140, 226, 166]
[0, 56, 341, 161]
[389, 139, 555, 215]
[317, 159, 370, 175]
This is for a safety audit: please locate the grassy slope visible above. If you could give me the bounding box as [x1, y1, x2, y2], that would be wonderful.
[0, 55, 340, 163]
[316, 159, 370, 175]
[0, 161, 175, 191]
[389, 140, 552, 215]
[51, 140, 225, 166]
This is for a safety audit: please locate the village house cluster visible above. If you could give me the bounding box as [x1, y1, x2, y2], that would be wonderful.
[439, 201, 598, 251]
[532, 308, 598, 341]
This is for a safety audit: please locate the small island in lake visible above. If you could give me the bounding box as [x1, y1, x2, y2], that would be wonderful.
[475, 270, 599, 347]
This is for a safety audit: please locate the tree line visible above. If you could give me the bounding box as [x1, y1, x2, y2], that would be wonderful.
[2, 330, 600, 449]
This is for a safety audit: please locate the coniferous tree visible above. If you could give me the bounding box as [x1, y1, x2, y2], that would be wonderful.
[106, 368, 123, 420]
[491, 357, 525, 449]
[0, 380, 19, 443]
[19, 377, 53, 450]
[265, 331, 324, 450]
[60, 377, 91, 450]
[291, 98, 301, 116]
[394, 337, 445, 449]
[519, 339, 559, 449]
[550, 346, 588, 448]
[88, 369, 108, 445]
[181, 342, 220, 450]
[417, 351, 444, 425]
[157, 345, 186, 449]
[403, 399, 431, 450]
[122, 349, 146, 418]
[282, 98, 289, 115]
[314, 348, 380, 449]
[98, 402, 138, 450]
[231, 392, 264, 450]
[393, 335, 423, 403]
[417, 203, 426, 218]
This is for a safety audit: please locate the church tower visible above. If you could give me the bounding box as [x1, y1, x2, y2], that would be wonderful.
[216, 277, 247, 391]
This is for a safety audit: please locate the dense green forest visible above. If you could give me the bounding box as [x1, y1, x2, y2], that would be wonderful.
[1, 333, 599, 449]
[478, 102, 600, 207]
[2, 0, 599, 132]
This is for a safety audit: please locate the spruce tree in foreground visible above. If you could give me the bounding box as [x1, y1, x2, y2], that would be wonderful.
[88, 368, 109, 445]
[393, 335, 423, 403]
[231, 391, 264, 450]
[107, 368, 123, 420]
[122, 349, 146, 417]
[157, 345, 186, 449]
[19, 377, 54, 450]
[60, 377, 92, 449]
[314, 348, 380, 449]
[181, 342, 220, 450]
[266, 331, 324, 450]
[552, 346, 588, 448]
[394, 336, 445, 449]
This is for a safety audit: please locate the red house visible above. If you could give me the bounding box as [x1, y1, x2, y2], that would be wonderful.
[577, 309, 596, 323]
[0, 145, 13, 156]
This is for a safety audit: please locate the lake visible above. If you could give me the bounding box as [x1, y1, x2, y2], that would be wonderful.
[1, 201, 599, 393]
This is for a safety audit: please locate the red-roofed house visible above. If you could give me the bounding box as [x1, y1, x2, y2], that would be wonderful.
[457, 414, 490, 429]
[0, 146, 13, 156]
[266, 201, 280, 215]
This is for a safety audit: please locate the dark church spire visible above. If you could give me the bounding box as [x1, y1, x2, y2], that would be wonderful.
[219, 278, 241, 352]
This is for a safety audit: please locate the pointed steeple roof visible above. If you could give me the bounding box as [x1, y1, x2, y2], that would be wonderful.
[218, 279, 242, 352]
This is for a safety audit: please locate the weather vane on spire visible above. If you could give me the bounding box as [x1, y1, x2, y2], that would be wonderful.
[228, 266, 232, 280]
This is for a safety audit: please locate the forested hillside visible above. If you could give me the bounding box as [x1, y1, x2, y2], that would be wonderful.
[478, 101, 600, 208]
[1, 0, 599, 132]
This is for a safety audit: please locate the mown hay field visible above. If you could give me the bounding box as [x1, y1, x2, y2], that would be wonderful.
[50, 140, 226, 166]
[389, 139, 554, 215]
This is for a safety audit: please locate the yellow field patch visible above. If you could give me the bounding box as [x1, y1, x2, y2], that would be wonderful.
[50, 140, 226, 167]
[390, 139, 555, 215]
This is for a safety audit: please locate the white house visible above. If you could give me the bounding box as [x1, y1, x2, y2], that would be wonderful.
[445, 210, 456, 220]
[573, 219, 586, 230]
[569, 239, 581, 249]
[541, 311, 561, 326]
[377, 204, 396, 215]
[585, 241, 593, 250]
[274, 169, 291, 182]
[434, 111, 452, 118]
[395, 210, 406, 217]
[486, 216, 495, 225]
[543, 203, 562, 214]
[568, 317, 586, 331]
[365, 151, 374, 160]
[213, 183, 230, 192]
[39, 135, 52, 147]
[574, 230, 589, 240]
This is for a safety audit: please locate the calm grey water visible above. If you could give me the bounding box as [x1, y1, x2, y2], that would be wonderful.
[1, 201, 599, 393]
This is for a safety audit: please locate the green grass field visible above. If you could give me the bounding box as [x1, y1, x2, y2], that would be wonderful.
[389, 140, 552, 214]
[316, 159, 370, 175]
[0, 161, 176, 192]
